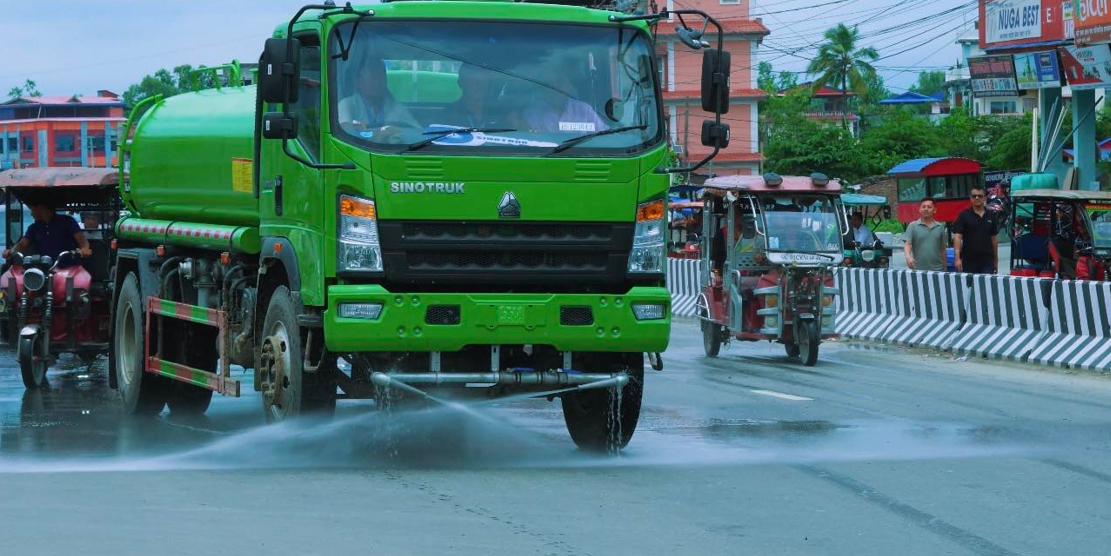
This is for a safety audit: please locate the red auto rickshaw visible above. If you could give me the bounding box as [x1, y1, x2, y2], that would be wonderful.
[0, 168, 119, 388]
[697, 173, 843, 366]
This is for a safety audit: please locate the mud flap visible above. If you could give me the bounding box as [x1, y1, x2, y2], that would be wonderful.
[728, 276, 744, 331]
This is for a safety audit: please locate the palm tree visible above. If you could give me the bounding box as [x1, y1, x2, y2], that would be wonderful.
[807, 24, 879, 131]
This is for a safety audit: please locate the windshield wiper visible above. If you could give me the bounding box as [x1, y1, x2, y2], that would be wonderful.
[547, 125, 648, 155]
[402, 127, 516, 153]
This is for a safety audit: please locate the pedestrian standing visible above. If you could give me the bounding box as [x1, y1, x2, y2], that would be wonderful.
[953, 186, 998, 274]
[903, 198, 947, 271]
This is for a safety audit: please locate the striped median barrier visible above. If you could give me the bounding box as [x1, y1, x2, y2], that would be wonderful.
[884, 270, 968, 350]
[667, 258, 702, 318]
[1029, 280, 1111, 371]
[950, 274, 1049, 362]
[833, 268, 903, 341]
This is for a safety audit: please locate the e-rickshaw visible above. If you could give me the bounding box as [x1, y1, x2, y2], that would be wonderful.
[0, 168, 120, 388]
[698, 173, 843, 366]
[840, 193, 893, 268]
[1008, 188, 1111, 281]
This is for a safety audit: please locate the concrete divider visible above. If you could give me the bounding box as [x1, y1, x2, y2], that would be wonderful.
[1029, 280, 1111, 371]
[666, 258, 702, 318]
[949, 274, 1049, 362]
[834, 268, 902, 341]
[884, 270, 968, 349]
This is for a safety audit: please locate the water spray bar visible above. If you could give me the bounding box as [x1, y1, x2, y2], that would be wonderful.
[116, 217, 262, 254]
[371, 371, 629, 389]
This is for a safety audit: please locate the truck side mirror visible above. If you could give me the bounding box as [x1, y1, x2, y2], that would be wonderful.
[701, 120, 730, 149]
[262, 112, 299, 140]
[259, 37, 301, 104]
[701, 50, 731, 114]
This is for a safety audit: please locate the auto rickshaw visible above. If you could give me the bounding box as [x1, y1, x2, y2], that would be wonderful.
[669, 199, 703, 259]
[840, 193, 893, 268]
[1008, 188, 1111, 281]
[0, 168, 120, 388]
[697, 173, 843, 366]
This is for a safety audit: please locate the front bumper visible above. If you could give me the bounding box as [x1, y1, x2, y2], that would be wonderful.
[323, 285, 671, 352]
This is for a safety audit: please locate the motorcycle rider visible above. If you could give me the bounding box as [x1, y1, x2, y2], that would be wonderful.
[3, 201, 92, 262]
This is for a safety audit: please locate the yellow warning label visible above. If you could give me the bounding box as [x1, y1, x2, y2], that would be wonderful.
[231, 158, 253, 193]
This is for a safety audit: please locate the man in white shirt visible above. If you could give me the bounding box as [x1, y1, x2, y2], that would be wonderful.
[850, 213, 876, 245]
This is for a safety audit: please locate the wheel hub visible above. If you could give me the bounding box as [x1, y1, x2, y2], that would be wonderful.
[260, 333, 289, 413]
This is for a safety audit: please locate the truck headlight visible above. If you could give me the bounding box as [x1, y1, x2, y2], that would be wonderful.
[339, 194, 383, 272]
[628, 199, 665, 274]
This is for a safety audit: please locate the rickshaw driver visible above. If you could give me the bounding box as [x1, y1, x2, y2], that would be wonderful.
[710, 205, 762, 287]
[2, 201, 93, 262]
[850, 212, 876, 245]
[1052, 203, 1079, 279]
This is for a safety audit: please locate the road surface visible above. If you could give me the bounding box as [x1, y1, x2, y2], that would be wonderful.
[0, 322, 1108, 555]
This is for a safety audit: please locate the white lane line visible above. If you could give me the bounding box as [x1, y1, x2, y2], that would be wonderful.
[750, 389, 813, 401]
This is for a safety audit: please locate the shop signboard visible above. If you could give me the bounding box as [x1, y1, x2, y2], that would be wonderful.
[1057, 44, 1111, 89]
[979, 0, 1074, 49]
[1075, 0, 1111, 45]
[1014, 51, 1063, 88]
[969, 56, 1020, 97]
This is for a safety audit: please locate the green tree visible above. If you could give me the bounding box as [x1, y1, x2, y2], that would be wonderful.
[757, 62, 776, 93]
[909, 71, 946, 98]
[765, 120, 864, 183]
[983, 114, 1033, 170]
[858, 109, 943, 175]
[7, 79, 42, 99]
[122, 64, 210, 108]
[776, 71, 799, 91]
[807, 23, 879, 130]
[936, 106, 986, 161]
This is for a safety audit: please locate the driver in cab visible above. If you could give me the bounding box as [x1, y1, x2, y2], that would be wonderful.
[337, 55, 417, 141]
[710, 205, 762, 287]
[3, 201, 92, 263]
[519, 57, 609, 134]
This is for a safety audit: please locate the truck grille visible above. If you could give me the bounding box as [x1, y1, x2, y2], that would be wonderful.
[560, 306, 594, 326]
[425, 305, 461, 325]
[378, 221, 633, 285]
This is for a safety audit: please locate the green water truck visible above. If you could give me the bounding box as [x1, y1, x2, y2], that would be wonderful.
[110, 0, 732, 451]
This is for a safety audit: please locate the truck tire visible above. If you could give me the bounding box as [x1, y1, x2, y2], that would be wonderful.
[561, 354, 643, 453]
[165, 326, 215, 416]
[114, 273, 168, 415]
[259, 286, 335, 422]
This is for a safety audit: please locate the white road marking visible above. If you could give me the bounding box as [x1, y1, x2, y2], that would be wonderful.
[749, 389, 813, 401]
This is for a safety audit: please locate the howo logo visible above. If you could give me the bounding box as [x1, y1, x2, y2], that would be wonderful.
[497, 191, 521, 219]
[1078, 0, 1110, 21]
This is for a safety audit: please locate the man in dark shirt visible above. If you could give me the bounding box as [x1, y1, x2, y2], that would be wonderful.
[3, 202, 92, 262]
[953, 186, 998, 274]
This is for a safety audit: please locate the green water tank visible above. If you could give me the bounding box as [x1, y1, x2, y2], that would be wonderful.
[125, 86, 259, 227]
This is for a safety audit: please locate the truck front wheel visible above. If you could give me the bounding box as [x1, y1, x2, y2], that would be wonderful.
[114, 273, 169, 415]
[561, 354, 643, 453]
[259, 286, 335, 422]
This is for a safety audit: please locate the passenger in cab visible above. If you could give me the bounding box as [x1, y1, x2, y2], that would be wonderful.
[3, 201, 92, 263]
[520, 57, 608, 134]
[710, 206, 761, 287]
[850, 212, 876, 245]
[337, 56, 416, 138]
[446, 64, 500, 128]
[1052, 203, 1078, 279]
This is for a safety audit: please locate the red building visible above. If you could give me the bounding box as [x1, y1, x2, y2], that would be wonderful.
[655, 0, 769, 175]
[0, 91, 125, 170]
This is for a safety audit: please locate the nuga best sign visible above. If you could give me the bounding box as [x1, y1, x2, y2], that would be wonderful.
[980, 0, 1075, 48]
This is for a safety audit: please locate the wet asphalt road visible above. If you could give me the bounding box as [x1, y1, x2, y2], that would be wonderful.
[1, 322, 1110, 556]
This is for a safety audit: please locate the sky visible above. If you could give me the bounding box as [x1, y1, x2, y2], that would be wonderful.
[0, 0, 976, 98]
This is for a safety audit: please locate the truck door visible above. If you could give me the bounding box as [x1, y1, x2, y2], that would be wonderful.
[260, 30, 326, 301]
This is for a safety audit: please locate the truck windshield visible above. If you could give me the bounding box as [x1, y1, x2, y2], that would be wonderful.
[329, 20, 661, 156]
[760, 196, 844, 253]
